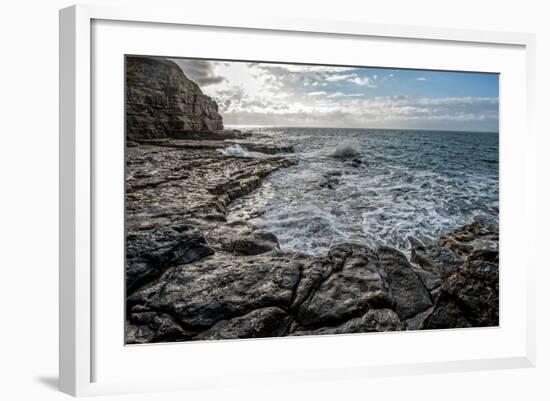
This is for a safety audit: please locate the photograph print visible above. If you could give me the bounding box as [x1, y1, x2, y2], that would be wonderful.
[125, 55, 499, 344]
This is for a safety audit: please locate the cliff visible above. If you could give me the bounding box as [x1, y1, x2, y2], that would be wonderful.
[125, 56, 224, 140]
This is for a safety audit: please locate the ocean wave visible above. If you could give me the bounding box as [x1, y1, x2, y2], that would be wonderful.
[227, 127, 499, 256]
[217, 144, 250, 157]
[329, 140, 361, 158]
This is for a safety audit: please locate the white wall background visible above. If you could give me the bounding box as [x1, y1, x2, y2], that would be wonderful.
[0, 0, 547, 399]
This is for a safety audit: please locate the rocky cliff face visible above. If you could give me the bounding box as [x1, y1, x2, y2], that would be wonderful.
[125, 56, 224, 140]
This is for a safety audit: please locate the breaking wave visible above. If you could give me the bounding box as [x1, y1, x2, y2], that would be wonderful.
[330, 140, 361, 158]
[217, 144, 250, 157]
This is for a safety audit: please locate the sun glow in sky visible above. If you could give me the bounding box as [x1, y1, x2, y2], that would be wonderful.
[171, 58, 499, 132]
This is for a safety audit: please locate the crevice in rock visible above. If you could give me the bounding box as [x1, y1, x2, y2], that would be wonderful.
[292, 308, 369, 333]
[289, 263, 304, 308]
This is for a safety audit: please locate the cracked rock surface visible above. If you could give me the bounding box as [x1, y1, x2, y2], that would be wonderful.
[126, 56, 224, 139]
[125, 141, 499, 343]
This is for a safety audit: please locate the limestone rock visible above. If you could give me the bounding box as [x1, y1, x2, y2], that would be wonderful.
[126, 56, 224, 140]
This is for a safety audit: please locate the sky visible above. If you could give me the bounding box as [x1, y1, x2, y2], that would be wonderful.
[171, 58, 499, 132]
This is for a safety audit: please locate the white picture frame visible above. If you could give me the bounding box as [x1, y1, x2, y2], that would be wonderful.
[59, 3, 536, 397]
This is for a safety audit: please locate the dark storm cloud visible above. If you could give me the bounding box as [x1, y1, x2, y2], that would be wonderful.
[170, 59, 226, 86]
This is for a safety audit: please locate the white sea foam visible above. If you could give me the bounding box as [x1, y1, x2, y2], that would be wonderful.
[330, 140, 361, 158]
[217, 144, 250, 157]
[227, 127, 499, 256]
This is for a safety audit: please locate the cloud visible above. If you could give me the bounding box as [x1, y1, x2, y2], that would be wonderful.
[263, 64, 357, 73]
[327, 92, 365, 98]
[416, 77, 428, 81]
[348, 76, 376, 87]
[325, 74, 357, 82]
[308, 91, 327, 96]
[170, 58, 226, 86]
[222, 94, 498, 130]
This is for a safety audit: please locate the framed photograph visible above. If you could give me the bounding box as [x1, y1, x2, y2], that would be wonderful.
[59, 4, 536, 396]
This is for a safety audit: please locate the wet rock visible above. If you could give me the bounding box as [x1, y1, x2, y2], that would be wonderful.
[240, 143, 294, 154]
[421, 249, 499, 329]
[296, 244, 394, 328]
[319, 171, 342, 189]
[172, 129, 249, 141]
[232, 230, 280, 255]
[291, 309, 403, 336]
[126, 311, 194, 344]
[411, 266, 442, 291]
[136, 138, 293, 155]
[194, 307, 291, 340]
[207, 222, 280, 255]
[405, 307, 434, 330]
[410, 237, 464, 282]
[290, 257, 334, 310]
[128, 254, 301, 330]
[126, 145, 296, 217]
[319, 176, 340, 189]
[126, 223, 213, 293]
[438, 217, 498, 258]
[377, 247, 433, 320]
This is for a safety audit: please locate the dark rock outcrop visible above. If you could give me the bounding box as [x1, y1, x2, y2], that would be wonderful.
[294, 244, 394, 329]
[409, 237, 464, 292]
[195, 307, 291, 340]
[437, 217, 499, 258]
[421, 249, 499, 329]
[126, 56, 224, 140]
[292, 309, 403, 336]
[377, 247, 434, 320]
[410, 237, 464, 278]
[128, 253, 301, 330]
[126, 222, 214, 294]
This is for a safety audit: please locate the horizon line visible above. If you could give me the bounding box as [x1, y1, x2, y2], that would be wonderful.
[224, 124, 499, 134]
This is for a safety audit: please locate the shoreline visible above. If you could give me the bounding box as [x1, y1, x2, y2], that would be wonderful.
[125, 139, 499, 343]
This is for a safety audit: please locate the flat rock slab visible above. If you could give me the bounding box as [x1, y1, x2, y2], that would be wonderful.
[133, 138, 294, 154]
[126, 145, 296, 215]
[128, 253, 302, 330]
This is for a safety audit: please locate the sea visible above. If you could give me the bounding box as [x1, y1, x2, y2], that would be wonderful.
[225, 127, 499, 257]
